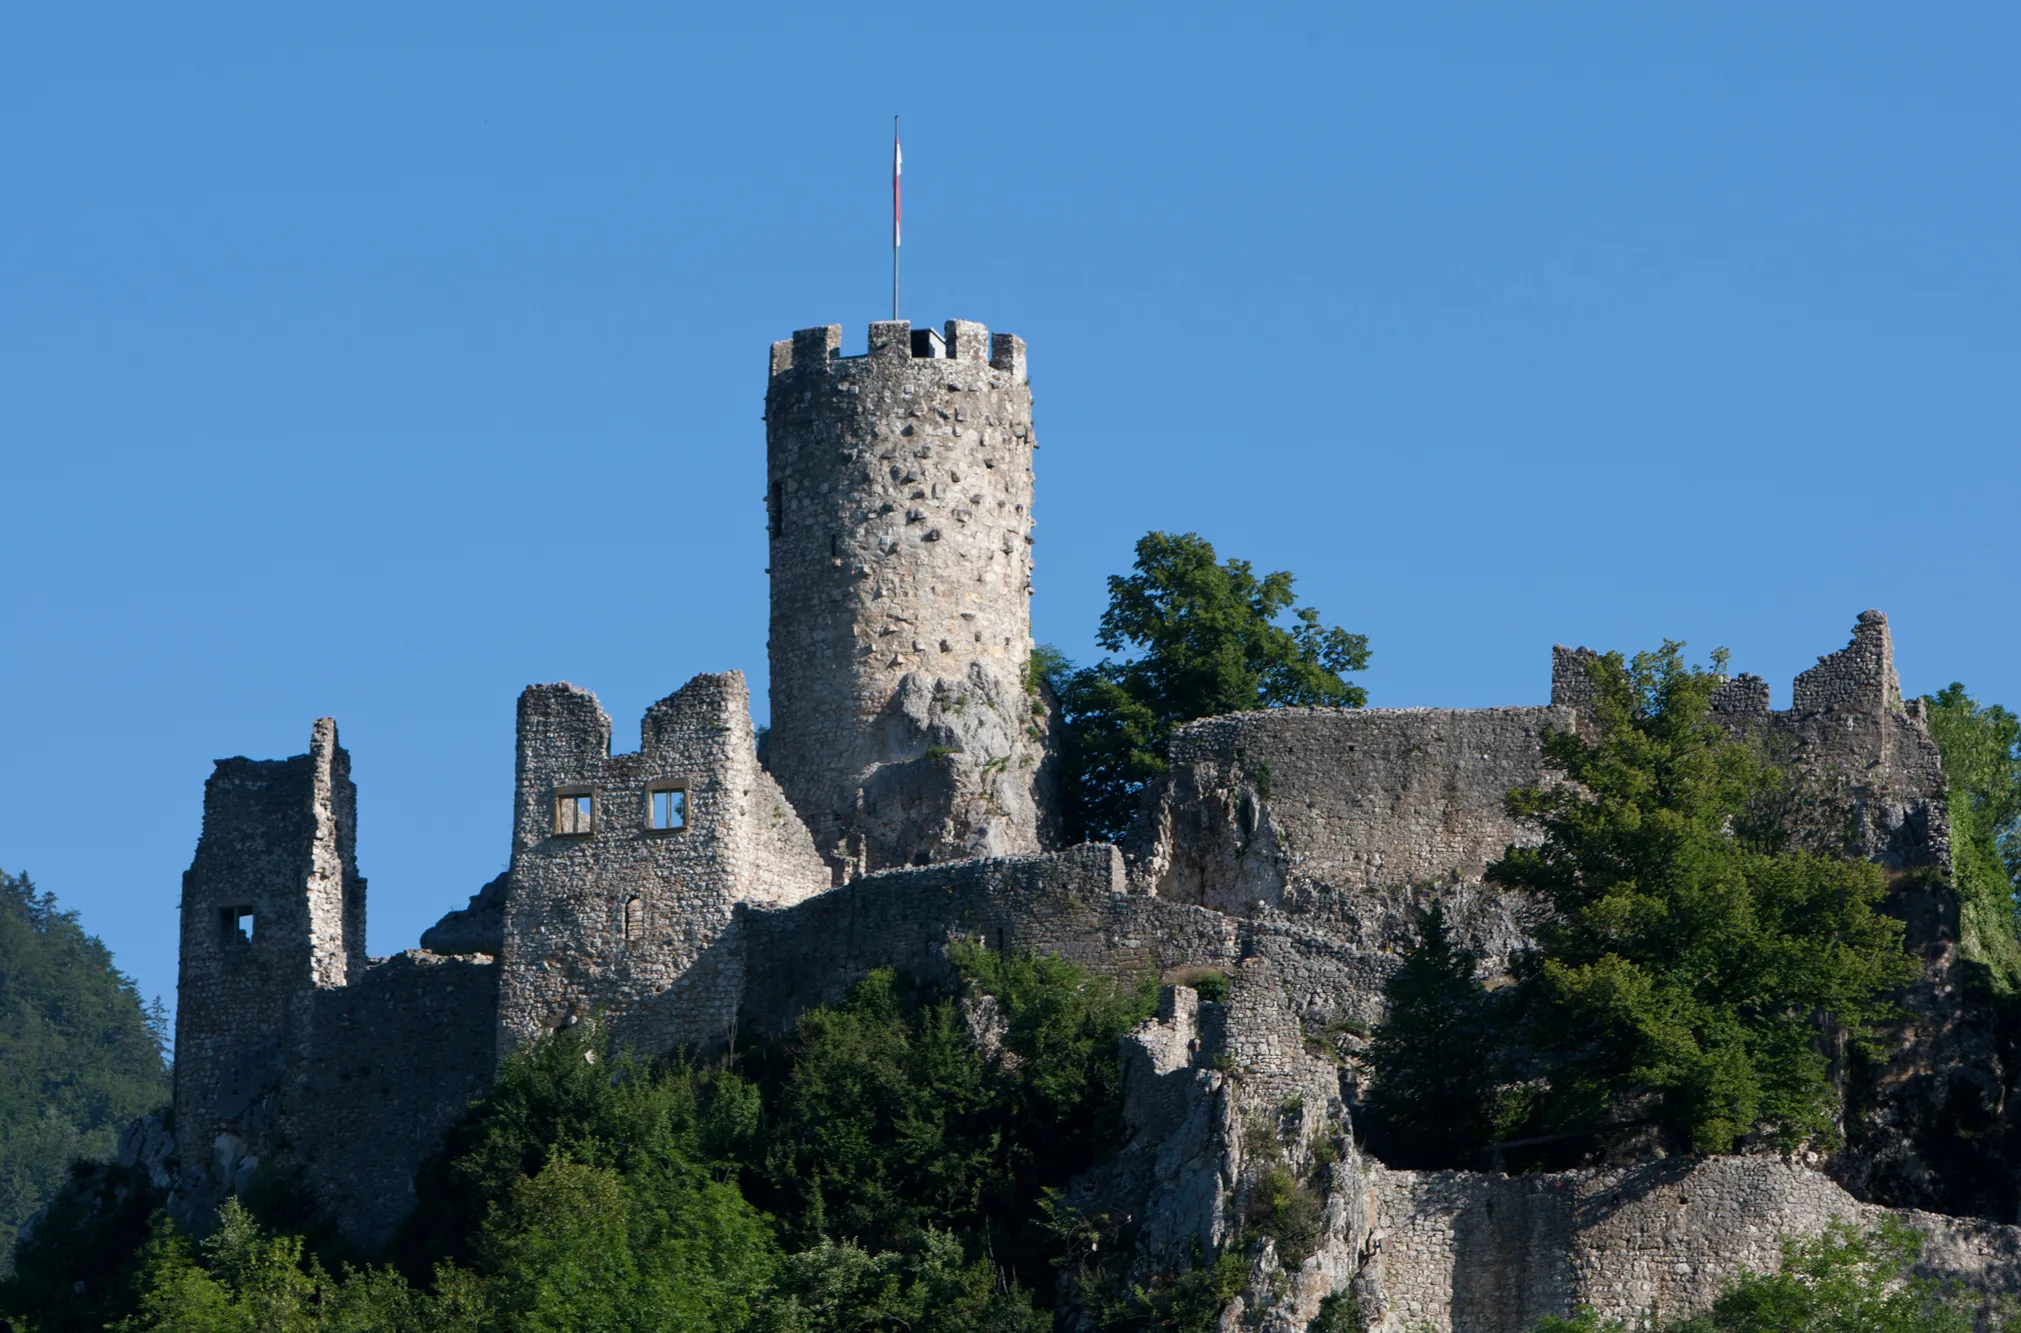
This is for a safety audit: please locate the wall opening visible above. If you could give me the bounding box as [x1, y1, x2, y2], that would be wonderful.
[649, 786, 687, 831]
[219, 906, 256, 947]
[554, 790, 594, 836]
[623, 896, 644, 942]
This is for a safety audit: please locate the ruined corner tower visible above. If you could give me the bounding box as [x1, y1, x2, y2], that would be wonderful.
[171, 718, 364, 1212]
[765, 319, 1056, 874]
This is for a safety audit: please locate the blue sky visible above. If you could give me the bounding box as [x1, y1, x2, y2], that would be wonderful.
[3, 3, 2015, 1023]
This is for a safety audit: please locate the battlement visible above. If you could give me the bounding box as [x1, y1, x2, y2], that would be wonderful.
[1552, 612, 1912, 725]
[770, 320, 1028, 382]
[764, 315, 1049, 870]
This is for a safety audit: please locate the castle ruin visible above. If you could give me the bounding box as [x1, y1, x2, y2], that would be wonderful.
[161, 320, 2021, 1330]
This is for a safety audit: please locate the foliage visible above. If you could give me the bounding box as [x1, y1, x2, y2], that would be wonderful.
[0, 869, 170, 1273]
[1190, 970, 1230, 1004]
[0, 1161, 162, 1333]
[93, 947, 1144, 1333]
[766, 1230, 1050, 1333]
[1488, 644, 1917, 1155]
[750, 946, 1157, 1304]
[111, 1199, 488, 1333]
[1243, 1167, 1324, 1267]
[1362, 903, 1513, 1167]
[1527, 1218, 1991, 1333]
[1923, 683, 2021, 991]
[1094, 1249, 1250, 1333]
[397, 1022, 761, 1277]
[1050, 532, 1369, 841]
[474, 1156, 774, 1333]
[1308, 1289, 1362, 1333]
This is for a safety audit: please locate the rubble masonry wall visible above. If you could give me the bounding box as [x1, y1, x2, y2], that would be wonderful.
[765, 320, 1051, 872]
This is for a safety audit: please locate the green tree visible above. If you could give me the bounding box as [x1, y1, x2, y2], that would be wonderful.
[1052, 532, 1369, 841]
[397, 1023, 761, 1277]
[112, 1199, 488, 1333]
[766, 1230, 1049, 1333]
[475, 1156, 774, 1333]
[751, 948, 1156, 1305]
[1923, 683, 2021, 990]
[1362, 903, 1512, 1167]
[1489, 644, 1917, 1154]
[0, 1159, 163, 1332]
[0, 869, 169, 1273]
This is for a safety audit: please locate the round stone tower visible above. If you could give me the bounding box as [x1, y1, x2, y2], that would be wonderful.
[765, 318, 1055, 874]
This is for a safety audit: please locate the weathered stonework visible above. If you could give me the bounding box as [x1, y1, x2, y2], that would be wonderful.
[169, 721, 496, 1248]
[171, 719, 365, 1221]
[1347, 1156, 2021, 1332]
[765, 320, 1054, 873]
[153, 318, 2018, 1328]
[289, 951, 497, 1249]
[498, 671, 829, 1056]
[1130, 705, 1577, 970]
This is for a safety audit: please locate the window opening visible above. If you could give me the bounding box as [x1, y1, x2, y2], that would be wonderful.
[554, 791, 594, 835]
[649, 787, 686, 831]
[623, 896, 644, 942]
[219, 906, 256, 947]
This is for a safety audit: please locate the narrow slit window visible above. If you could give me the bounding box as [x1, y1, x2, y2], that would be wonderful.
[623, 896, 644, 942]
[219, 906, 256, 947]
[649, 788, 686, 831]
[554, 791, 594, 836]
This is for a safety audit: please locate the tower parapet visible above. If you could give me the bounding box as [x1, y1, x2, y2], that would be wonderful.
[765, 319, 1056, 872]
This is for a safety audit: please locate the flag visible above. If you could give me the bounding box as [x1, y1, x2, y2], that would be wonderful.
[893, 127, 903, 249]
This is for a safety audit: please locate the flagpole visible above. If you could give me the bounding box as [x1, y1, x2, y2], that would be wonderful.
[892, 115, 900, 321]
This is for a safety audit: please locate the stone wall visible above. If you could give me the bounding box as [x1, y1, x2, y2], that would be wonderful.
[497, 671, 831, 1057]
[170, 718, 365, 1223]
[1095, 981, 2021, 1333]
[765, 320, 1053, 873]
[1551, 611, 1948, 871]
[1551, 613, 1979, 1214]
[1355, 1155, 2021, 1333]
[288, 950, 498, 1250]
[1129, 706, 1574, 967]
[736, 844, 1402, 1044]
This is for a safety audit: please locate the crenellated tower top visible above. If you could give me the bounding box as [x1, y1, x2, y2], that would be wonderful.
[764, 319, 1055, 874]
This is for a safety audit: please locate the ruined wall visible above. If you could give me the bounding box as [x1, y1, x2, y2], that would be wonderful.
[171, 718, 364, 1219]
[1129, 706, 1573, 966]
[1094, 982, 2021, 1333]
[765, 320, 1052, 873]
[1551, 610, 1948, 871]
[736, 844, 1399, 1044]
[289, 951, 497, 1250]
[1353, 1155, 2021, 1333]
[1133, 613, 1951, 973]
[497, 671, 831, 1058]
